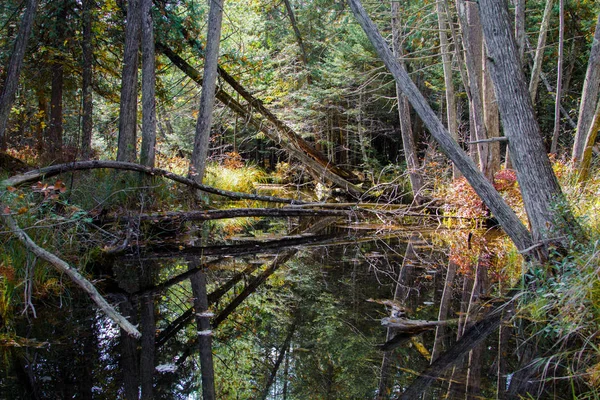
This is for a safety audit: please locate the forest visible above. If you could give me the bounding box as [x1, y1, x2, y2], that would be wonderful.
[0, 0, 599, 398]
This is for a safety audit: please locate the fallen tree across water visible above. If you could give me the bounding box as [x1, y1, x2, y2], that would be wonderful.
[0, 160, 308, 204]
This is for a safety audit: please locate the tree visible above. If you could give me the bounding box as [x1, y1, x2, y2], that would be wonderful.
[0, 0, 38, 150]
[140, 0, 156, 167]
[529, 0, 555, 103]
[572, 13, 600, 168]
[190, 0, 225, 183]
[81, 0, 93, 159]
[117, 0, 141, 163]
[478, 0, 582, 245]
[391, 2, 423, 201]
[346, 0, 534, 252]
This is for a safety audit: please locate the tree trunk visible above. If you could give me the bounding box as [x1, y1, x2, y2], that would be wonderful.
[457, 0, 493, 180]
[479, 0, 582, 247]
[81, 0, 93, 160]
[436, 0, 459, 178]
[483, 62, 501, 178]
[282, 0, 311, 84]
[391, 2, 424, 200]
[514, 0, 526, 64]
[346, 0, 534, 252]
[190, 0, 225, 183]
[0, 0, 38, 150]
[140, 0, 156, 167]
[190, 269, 216, 400]
[572, 13, 600, 166]
[578, 102, 600, 183]
[117, 0, 141, 163]
[47, 0, 68, 161]
[529, 0, 555, 103]
[156, 43, 364, 196]
[550, 0, 564, 154]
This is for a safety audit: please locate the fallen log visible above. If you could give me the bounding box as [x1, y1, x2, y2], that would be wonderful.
[0, 160, 308, 204]
[101, 207, 349, 224]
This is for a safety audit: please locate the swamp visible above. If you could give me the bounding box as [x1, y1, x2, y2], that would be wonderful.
[1, 0, 600, 398]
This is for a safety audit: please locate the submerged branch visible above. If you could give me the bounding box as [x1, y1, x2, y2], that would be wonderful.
[0, 210, 141, 338]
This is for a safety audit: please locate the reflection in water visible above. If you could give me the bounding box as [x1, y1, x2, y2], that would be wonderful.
[0, 219, 554, 398]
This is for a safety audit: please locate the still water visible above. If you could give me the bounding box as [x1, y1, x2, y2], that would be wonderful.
[0, 217, 552, 399]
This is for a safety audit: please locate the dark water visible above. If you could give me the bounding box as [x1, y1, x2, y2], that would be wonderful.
[0, 218, 548, 399]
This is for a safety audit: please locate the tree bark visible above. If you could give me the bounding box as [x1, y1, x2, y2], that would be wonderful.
[514, 0, 526, 64]
[140, 292, 155, 399]
[550, 0, 564, 154]
[47, 0, 68, 161]
[0, 0, 38, 150]
[140, 0, 156, 167]
[479, 0, 582, 246]
[81, 0, 93, 160]
[578, 102, 600, 183]
[457, 0, 492, 180]
[190, 0, 225, 182]
[529, 0, 555, 103]
[391, 2, 424, 200]
[572, 13, 600, 166]
[346, 0, 534, 252]
[436, 0, 459, 178]
[117, 0, 141, 162]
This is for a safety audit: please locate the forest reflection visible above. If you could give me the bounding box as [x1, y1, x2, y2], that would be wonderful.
[1, 218, 552, 399]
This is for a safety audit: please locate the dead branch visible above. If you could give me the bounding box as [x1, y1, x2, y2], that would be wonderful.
[0, 210, 141, 338]
[101, 207, 349, 224]
[0, 160, 308, 204]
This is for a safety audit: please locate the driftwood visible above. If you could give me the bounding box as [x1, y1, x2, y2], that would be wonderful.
[0, 160, 307, 204]
[0, 211, 141, 338]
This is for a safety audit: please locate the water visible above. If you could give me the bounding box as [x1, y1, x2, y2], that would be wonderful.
[0, 218, 548, 399]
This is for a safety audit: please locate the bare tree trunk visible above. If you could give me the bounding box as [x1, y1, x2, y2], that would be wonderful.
[283, 0, 312, 84]
[140, 0, 156, 167]
[0, 0, 38, 150]
[514, 0, 526, 64]
[391, 2, 424, 200]
[81, 0, 93, 159]
[578, 102, 600, 183]
[572, 13, 600, 166]
[550, 0, 564, 154]
[117, 0, 141, 162]
[529, 0, 555, 103]
[457, 0, 493, 180]
[347, 0, 534, 252]
[190, 269, 216, 400]
[190, 0, 224, 182]
[479, 0, 582, 247]
[47, 0, 68, 161]
[436, 0, 459, 178]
